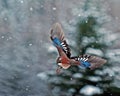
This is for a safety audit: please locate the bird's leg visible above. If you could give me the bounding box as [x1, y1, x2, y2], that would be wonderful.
[56, 66, 62, 74]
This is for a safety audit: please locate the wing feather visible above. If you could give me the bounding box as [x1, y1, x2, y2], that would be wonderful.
[71, 54, 107, 70]
[86, 55, 107, 70]
[50, 23, 65, 41]
[50, 23, 71, 58]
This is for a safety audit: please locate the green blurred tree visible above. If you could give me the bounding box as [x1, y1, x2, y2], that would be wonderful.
[47, 0, 120, 96]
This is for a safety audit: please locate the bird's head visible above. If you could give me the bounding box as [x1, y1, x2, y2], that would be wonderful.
[56, 56, 71, 69]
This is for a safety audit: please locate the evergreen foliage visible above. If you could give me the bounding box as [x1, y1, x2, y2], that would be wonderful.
[47, 0, 120, 96]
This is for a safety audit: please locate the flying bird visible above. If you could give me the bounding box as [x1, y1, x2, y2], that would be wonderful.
[50, 23, 107, 73]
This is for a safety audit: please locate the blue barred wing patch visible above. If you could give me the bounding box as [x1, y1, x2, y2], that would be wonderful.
[52, 37, 62, 47]
[80, 60, 91, 68]
[50, 23, 71, 58]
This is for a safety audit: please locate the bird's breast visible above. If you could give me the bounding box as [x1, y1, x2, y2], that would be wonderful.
[58, 63, 71, 69]
[58, 57, 71, 69]
[61, 57, 69, 64]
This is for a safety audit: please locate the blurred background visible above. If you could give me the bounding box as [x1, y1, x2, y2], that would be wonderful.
[0, 0, 120, 96]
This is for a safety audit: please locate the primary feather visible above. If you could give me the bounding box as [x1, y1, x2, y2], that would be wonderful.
[50, 23, 65, 41]
[86, 55, 107, 70]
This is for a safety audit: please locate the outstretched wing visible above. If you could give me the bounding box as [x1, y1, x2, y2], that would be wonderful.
[50, 23, 71, 58]
[71, 54, 107, 70]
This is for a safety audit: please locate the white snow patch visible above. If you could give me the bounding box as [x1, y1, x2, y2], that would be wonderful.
[1, 36, 5, 39]
[30, 7, 33, 11]
[20, 0, 24, 3]
[88, 76, 102, 82]
[29, 43, 33, 46]
[78, 14, 81, 17]
[52, 7, 56, 10]
[80, 85, 103, 95]
[86, 48, 103, 56]
[72, 73, 83, 78]
[37, 72, 48, 81]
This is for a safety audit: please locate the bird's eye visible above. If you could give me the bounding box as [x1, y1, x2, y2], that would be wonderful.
[57, 57, 62, 63]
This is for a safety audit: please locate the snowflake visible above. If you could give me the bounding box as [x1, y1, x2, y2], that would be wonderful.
[52, 7, 56, 10]
[1, 36, 5, 39]
[20, 0, 24, 4]
[4, 17, 8, 21]
[29, 43, 32, 46]
[30, 7, 33, 11]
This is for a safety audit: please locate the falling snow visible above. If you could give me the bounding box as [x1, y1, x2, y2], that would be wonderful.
[80, 85, 103, 95]
[29, 43, 32, 46]
[0, 0, 119, 96]
[20, 0, 24, 4]
[52, 7, 56, 10]
[30, 7, 33, 11]
[1, 36, 4, 39]
[4, 17, 8, 21]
